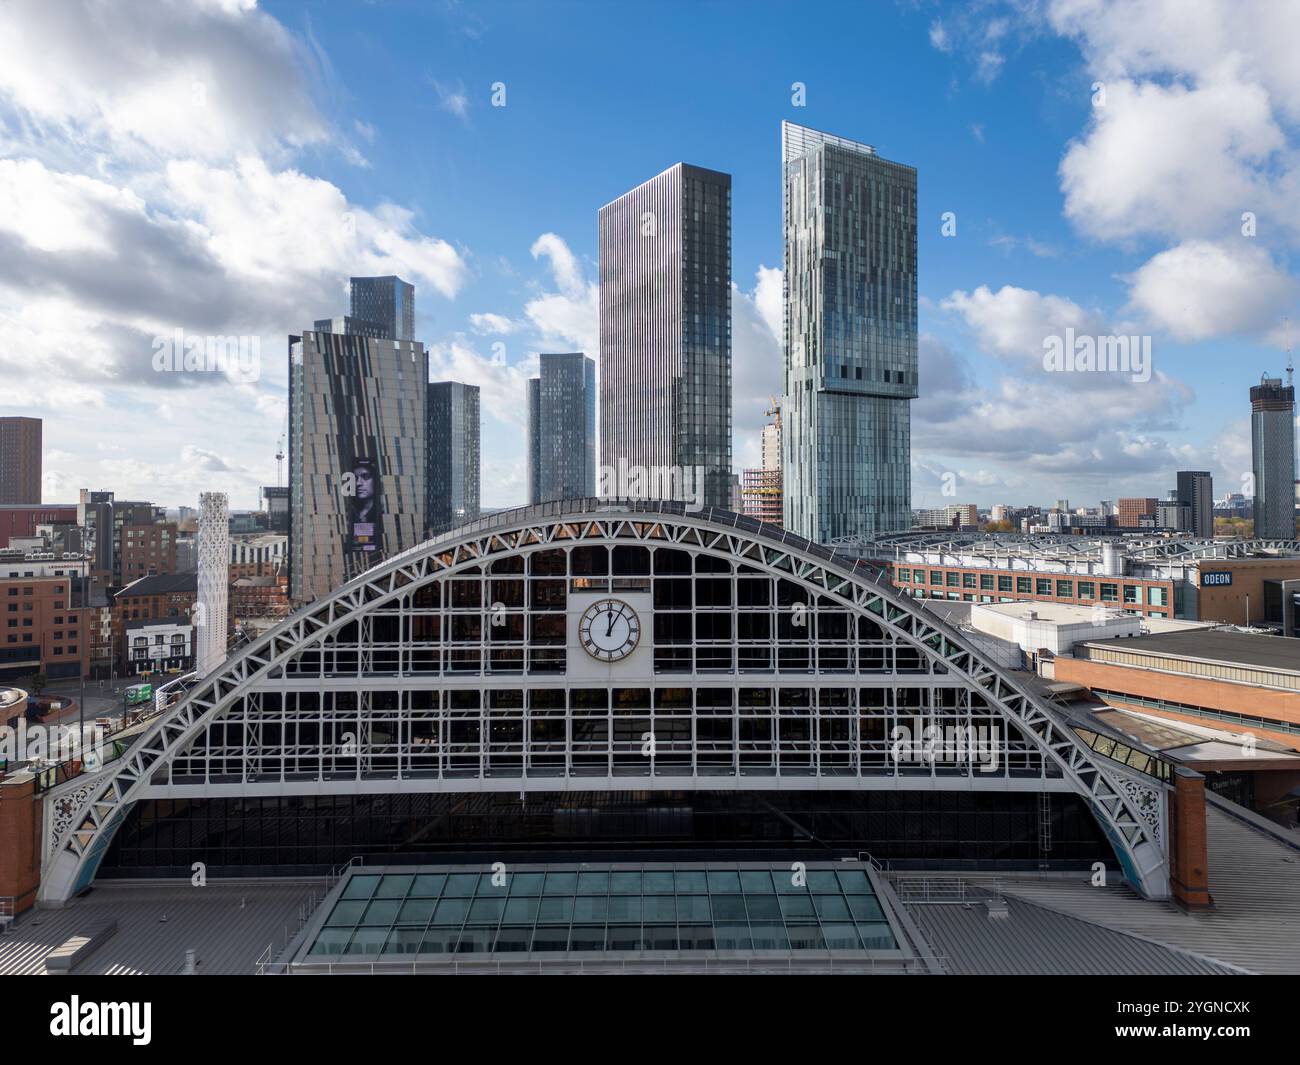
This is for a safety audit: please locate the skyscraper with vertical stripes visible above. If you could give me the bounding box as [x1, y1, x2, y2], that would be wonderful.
[781, 122, 917, 542]
[599, 162, 732, 509]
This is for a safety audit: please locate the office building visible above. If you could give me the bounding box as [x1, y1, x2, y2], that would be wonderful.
[262, 485, 289, 534]
[781, 122, 917, 542]
[349, 276, 414, 342]
[427, 381, 480, 536]
[0, 552, 91, 681]
[288, 329, 428, 602]
[0, 417, 41, 504]
[599, 162, 732, 509]
[1117, 498, 1158, 528]
[1155, 501, 1191, 532]
[312, 316, 389, 340]
[527, 353, 595, 504]
[1176, 471, 1214, 539]
[1251, 375, 1296, 539]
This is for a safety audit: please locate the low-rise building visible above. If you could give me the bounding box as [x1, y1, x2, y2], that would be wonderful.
[123, 618, 193, 677]
[1052, 629, 1300, 751]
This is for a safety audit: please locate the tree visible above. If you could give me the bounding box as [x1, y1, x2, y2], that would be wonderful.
[26, 672, 47, 695]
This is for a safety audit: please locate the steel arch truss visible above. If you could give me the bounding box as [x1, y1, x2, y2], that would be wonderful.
[42, 505, 1170, 901]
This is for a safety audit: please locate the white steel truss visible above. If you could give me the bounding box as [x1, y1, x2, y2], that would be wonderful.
[41, 500, 1170, 901]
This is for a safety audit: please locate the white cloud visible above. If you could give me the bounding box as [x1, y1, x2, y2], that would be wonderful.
[1059, 70, 1286, 244]
[0, 0, 329, 162]
[469, 313, 520, 335]
[524, 233, 599, 355]
[1125, 239, 1299, 342]
[0, 0, 469, 504]
[941, 284, 1108, 364]
[432, 81, 470, 121]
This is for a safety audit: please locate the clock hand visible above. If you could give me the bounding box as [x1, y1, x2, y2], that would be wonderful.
[605, 605, 615, 637]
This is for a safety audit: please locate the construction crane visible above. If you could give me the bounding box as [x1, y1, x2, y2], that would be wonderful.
[765, 394, 781, 428]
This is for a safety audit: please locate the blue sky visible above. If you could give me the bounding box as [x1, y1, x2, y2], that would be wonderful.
[0, 0, 1296, 514]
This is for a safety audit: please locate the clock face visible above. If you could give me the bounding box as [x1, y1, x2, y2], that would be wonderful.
[578, 599, 641, 662]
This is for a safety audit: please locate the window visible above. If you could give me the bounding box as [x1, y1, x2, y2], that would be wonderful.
[1076, 581, 1095, 600]
[929, 571, 942, 585]
[1100, 583, 1118, 602]
[1123, 585, 1140, 605]
[945, 572, 960, 587]
[962, 573, 977, 588]
[896, 568, 910, 583]
[1016, 577, 1032, 594]
[1148, 586, 1168, 607]
[1035, 579, 1052, 596]
[997, 576, 1013, 592]
[980, 575, 994, 590]
[1055, 580, 1073, 598]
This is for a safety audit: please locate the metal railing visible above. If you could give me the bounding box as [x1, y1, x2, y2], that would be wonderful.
[894, 877, 1005, 905]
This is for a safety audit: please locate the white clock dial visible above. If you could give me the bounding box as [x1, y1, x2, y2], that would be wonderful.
[578, 599, 640, 662]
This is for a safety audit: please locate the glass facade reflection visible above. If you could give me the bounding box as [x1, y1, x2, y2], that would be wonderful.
[600, 163, 732, 508]
[349, 275, 415, 342]
[99, 790, 1114, 878]
[782, 122, 917, 541]
[527, 353, 596, 503]
[427, 381, 480, 535]
[302, 863, 898, 960]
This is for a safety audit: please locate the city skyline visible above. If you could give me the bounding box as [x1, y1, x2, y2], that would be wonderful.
[1, 2, 1297, 514]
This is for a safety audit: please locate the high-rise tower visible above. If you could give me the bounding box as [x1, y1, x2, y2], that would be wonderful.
[781, 122, 917, 542]
[528, 353, 596, 504]
[1251, 374, 1296, 539]
[599, 162, 732, 508]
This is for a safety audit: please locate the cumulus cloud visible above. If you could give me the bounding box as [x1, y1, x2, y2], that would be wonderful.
[0, 0, 328, 162]
[0, 0, 469, 501]
[524, 233, 599, 355]
[1125, 240, 1300, 342]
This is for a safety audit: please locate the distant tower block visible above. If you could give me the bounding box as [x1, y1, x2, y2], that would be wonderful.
[196, 492, 230, 677]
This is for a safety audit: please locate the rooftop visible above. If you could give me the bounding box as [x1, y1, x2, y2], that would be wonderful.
[116, 572, 197, 599]
[1079, 629, 1300, 674]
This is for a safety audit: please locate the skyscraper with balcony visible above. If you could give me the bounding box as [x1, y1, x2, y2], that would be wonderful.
[528, 353, 596, 504]
[599, 162, 732, 508]
[1251, 374, 1296, 539]
[0, 417, 41, 504]
[349, 276, 415, 342]
[427, 381, 480, 535]
[781, 122, 917, 542]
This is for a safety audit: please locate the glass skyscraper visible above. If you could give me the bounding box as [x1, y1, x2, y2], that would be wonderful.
[781, 122, 917, 542]
[1250, 375, 1296, 539]
[527, 352, 596, 504]
[427, 381, 480, 535]
[288, 330, 428, 602]
[599, 162, 732, 509]
[349, 276, 415, 342]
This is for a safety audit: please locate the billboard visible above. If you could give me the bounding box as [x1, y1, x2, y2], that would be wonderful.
[1200, 571, 1232, 587]
[345, 455, 382, 554]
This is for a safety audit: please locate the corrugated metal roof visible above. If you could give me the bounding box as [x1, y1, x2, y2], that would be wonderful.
[905, 894, 1236, 976]
[0, 879, 324, 976]
[992, 807, 1300, 974]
